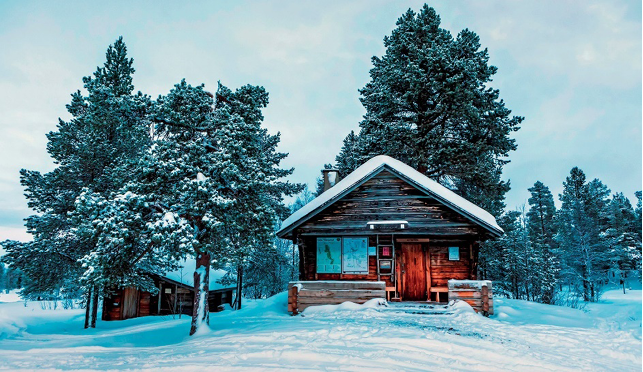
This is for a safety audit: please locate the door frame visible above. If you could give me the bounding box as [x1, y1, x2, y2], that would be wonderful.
[399, 243, 429, 301]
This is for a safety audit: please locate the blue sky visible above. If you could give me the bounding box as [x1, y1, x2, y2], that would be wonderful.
[0, 0, 641, 243]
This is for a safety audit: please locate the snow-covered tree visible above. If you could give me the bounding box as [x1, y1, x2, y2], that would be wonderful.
[525, 181, 559, 304]
[110, 80, 300, 335]
[335, 130, 360, 178]
[3, 37, 152, 328]
[210, 83, 302, 311]
[334, 5, 522, 216]
[556, 168, 610, 302]
[602, 192, 642, 286]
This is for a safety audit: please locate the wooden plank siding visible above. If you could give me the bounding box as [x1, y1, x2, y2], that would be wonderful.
[290, 169, 492, 304]
[296, 171, 483, 237]
[288, 281, 386, 314]
[102, 277, 236, 321]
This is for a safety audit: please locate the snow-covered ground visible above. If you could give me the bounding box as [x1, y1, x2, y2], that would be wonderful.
[0, 289, 22, 303]
[0, 289, 640, 371]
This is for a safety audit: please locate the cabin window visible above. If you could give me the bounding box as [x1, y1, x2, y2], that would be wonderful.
[448, 247, 460, 261]
[316, 237, 342, 273]
[342, 237, 369, 274]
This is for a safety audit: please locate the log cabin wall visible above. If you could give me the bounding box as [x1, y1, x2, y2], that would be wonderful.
[295, 170, 484, 237]
[294, 169, 486, 301]
[102, 277, 235, 321]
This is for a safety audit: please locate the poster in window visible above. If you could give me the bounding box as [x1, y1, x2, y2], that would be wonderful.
[448, 247, 460, 261]
[317, 237, 342, 273]
[342, 237, 369, 274]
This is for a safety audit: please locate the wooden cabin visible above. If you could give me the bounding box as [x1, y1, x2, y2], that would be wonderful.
[277, 155, 502, 314]
[103, 262, 235, 321]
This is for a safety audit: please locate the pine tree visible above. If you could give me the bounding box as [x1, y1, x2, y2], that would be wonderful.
[480, 210, 529, 299]
[526, 181, 559, 303]
[335, 131, 360, 178]
[114, 80, 301, 335]
[291, 185, 315, 213]
[211, 83, 302, 312]
[603, 192, 642, 287]
[3, 37, 152, 327]
[635, 191, 642, 242]
[556, 167, 610, 302]
[334, 5, 522, 216]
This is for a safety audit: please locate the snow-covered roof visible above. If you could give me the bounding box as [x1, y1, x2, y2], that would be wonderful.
[161, 258, 233, 291]
[277, 155, 503, 237]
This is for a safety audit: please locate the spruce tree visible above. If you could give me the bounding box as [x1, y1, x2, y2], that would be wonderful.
[3, 37, 151, 327]
[603, 193, 642, 286]
[113, 80, 300, 335]
[634, 191, 642, 242]
[212, 83, 302, 311]
[526, 181, 559, 303]
[556, 167, 610, 302]
[335, 5, 522, 216]
[335, 131, 360, 177]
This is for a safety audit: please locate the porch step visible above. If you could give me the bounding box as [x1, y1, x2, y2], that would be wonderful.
[378, 302, 454, 315]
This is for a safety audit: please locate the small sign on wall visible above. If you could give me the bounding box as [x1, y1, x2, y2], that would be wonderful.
[368, 246, 376, 256]
[380, 246, 392, 258]
[448, 247, 460, 261]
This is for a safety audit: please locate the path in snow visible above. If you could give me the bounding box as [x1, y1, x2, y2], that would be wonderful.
[0, 289, 640, 371]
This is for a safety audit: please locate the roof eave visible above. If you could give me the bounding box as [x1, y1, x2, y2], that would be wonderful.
[276, 163, 504, 239]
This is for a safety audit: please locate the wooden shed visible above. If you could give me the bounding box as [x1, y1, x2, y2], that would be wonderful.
[277, 155, 502, 314]
[102, 261, 235, 321]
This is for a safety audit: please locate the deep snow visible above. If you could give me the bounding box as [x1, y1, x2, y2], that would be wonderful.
[0, 289, 640, 371]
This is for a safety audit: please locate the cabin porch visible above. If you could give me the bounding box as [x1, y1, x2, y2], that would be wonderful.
[287, 279, 493, 315]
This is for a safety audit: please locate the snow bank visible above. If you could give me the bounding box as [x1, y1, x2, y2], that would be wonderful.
[450, 299, 476, 314]
[0, 290, 640, 371]
[0, 290, 22, 303]
[234, 292, 290, 317]
[302, 298, 386, 315]
[0, 307, 24, 339]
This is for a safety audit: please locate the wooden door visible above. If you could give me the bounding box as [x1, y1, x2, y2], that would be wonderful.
[401, 244, 427, 301]
[122, 287, 139, 319]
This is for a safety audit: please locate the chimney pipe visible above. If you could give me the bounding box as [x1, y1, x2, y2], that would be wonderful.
[322, 169, 340, 192]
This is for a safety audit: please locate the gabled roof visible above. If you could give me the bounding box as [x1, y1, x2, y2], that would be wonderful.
[161, 258, 235, 291]
[277, 155, 503, 238]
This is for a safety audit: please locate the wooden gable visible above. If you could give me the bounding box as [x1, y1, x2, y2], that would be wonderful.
[295, 169, 487, 238]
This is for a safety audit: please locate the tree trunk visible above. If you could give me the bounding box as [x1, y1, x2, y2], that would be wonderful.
[84, 287, 92, 329]
[90, 286, 99, 328]
[235, 264, 244, 310]
[189, 252, 210, 336]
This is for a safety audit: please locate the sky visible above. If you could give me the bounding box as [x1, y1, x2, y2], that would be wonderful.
[0, 0, 641, 244]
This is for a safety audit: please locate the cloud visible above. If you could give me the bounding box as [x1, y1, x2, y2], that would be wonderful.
[0, 0, 639, 234]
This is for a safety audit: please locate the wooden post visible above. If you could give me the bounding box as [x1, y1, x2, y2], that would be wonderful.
[481, 285, 489, 315]
[288, 285, 299, 315]
[425, 245, 432, 301]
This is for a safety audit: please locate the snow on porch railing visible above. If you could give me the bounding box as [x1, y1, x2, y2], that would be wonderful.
[287, 281, 386, 315]
[448, 280, 493, 316]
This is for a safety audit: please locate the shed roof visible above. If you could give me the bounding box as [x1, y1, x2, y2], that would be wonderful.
[161, 258, 234, 291]
[277, 155, 503, 238]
